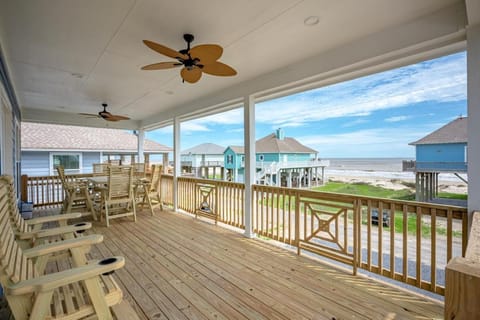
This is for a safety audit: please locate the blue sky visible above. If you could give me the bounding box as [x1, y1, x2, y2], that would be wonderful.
[147, 51, 467, 158]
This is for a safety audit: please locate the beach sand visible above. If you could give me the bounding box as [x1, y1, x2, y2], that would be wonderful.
[327, 174, 468, 194]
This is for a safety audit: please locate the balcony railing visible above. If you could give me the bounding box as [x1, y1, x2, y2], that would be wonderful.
[402, 160, 468, 172]
[23, 173, 467, 295]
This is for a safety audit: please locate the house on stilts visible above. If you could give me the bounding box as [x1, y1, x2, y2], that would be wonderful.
[403, 116, 467, 202]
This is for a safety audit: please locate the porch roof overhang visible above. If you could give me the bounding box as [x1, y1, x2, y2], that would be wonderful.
[0, 0, 475, 131]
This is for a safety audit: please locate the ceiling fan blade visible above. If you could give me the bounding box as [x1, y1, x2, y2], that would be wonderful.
[109, 114, 130, 120]
[104, 117, 121, 122]
[141, 61, 182, 70]
[190, 44, 223, 64]
[181, 67, 202, 83]
[143, 40, 188, 60]
[78, 113, 100, 117]
[202, 62, 237, 76]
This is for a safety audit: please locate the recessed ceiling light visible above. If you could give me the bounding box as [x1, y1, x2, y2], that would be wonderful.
[71, 72, 84, 79]
[304, 16, 320, 26]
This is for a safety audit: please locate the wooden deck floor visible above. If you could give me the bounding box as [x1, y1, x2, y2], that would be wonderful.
[83, 209, 443, 320]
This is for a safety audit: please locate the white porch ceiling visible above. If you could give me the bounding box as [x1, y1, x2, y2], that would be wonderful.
[0, 0, 472, 130]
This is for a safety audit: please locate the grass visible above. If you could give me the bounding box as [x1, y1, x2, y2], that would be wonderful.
[257, 181, 465, 238]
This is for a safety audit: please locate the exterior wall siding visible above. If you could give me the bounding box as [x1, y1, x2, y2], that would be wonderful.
[82, 152, 101, 173]
[21, 151, 50, 176]
[416, 143, 467, 171]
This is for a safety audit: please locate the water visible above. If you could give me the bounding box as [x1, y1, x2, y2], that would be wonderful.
[324, 158, 467, 183]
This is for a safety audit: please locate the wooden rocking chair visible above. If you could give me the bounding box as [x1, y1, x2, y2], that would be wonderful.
[1, 176, 91, 244]
[0, 179, 126, 319]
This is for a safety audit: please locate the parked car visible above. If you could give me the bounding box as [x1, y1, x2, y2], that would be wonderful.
[370, 208, 391, 227]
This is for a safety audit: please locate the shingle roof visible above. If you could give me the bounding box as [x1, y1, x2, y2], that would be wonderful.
[21, 122, 172, 153]
[181, 143, 225, 155]
[256, 133, 317, 153]
[410, 117, 467, 145]
[226, 133, 317, 154]
[228, 146, 245, 154]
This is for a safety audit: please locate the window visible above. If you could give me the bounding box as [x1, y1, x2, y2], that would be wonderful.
[259, 154, 264, 161]
[51, 153, 82, 174]
[227, 155, 233, 164]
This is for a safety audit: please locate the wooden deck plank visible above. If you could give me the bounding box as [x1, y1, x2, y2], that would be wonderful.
[141, 211, 441, 319]
[131, 214, 364, 320]
[153, 211, 443, 318]
[88, 209, 443, 320]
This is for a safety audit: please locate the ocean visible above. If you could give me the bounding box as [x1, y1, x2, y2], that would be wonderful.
[324, 158, 467, 183]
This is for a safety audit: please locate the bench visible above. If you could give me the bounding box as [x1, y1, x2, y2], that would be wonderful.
[0, 175, 130, 319]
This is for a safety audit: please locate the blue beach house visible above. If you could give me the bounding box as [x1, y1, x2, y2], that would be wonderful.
[224, 129, 328, 186]
[404, 116, 467, 201]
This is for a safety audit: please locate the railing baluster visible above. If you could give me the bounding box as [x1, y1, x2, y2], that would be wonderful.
[416, 206, 422, 287]
[431, 208, 437, 292]
[390, 202, 395, 279]
[402, 204, 408, 283]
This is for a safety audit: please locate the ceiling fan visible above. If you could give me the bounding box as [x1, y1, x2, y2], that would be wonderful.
[141, 33, 237, 83]
[79, 103, 130, 122]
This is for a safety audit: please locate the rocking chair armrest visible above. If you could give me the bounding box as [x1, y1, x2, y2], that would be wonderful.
[22, 234, 103, 259]
[6, 256, 125, 295]
[25, 212, 83, 226]
[28, 222, 92, 239]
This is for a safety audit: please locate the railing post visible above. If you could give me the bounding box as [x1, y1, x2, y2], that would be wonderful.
[243, 95, 255, 238]
[173, 117, 181, 212]
[21, 174, 28, 202]
[295, 192, 300, 255]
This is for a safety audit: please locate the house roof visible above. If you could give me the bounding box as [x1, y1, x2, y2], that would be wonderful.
[181, 143, 225, 155]
[410, 117, 467, 145]
[256, 133, 317, 153]
[226, 133, 317, 154]
[21, 122, 172, 153]
[228, 146, 245, 154]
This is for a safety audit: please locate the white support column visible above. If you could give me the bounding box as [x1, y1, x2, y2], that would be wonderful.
[137, 129, 145, 163]
[468, 23, 480, 227]
[173, 117, 181, 212]
[244, 95, 256, 238]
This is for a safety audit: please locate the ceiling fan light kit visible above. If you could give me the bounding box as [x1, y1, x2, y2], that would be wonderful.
[142, 34, 237, 83]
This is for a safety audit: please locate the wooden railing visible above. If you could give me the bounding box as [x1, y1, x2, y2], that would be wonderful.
[22, 173, 94, 207]
[251, 185, 467, 295]
[23, 173, 468, 295]
[177, 177, 245, 228]
[169, 176, 468, 295]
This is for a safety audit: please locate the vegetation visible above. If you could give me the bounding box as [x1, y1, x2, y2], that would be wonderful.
[312, 182, 415, 200]
[314, 181, 464, 237]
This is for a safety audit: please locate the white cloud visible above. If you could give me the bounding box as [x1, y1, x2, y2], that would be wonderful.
[256, 52, 466, 127]
[298, 127, 432, 158]
[385, 116, 409, 122]
[180, 121, 211, 133]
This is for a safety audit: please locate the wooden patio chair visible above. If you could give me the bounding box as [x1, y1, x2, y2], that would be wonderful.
[57, 165, 96, 220]
[135, 164, 162, 215]
[0, 190, 125, 319]
[93, 163, 109, 176]
[101, 166, 136, 227]
[132, 162, 146, 178]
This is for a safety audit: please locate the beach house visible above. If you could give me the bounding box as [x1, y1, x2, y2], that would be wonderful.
[21, 122, 172, 176]
[224, 129, 328, 186]
[404, 116, 467, 201]
[181, 143, 225, 178]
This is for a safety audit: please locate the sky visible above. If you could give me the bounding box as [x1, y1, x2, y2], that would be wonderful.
[147, 51, 467, 159]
